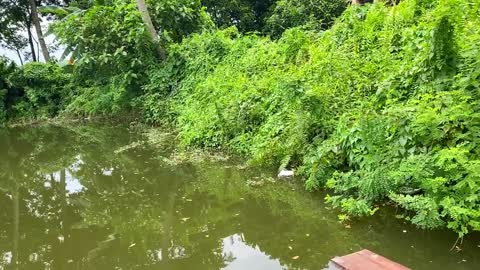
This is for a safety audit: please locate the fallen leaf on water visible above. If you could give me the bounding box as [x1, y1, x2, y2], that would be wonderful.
[292, 256, 299, 260]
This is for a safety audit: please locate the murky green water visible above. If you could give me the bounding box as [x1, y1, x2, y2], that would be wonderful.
[0, 124, 479, 270]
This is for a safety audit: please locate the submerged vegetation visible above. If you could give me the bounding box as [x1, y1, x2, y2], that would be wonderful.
[1, 0, 480, 237]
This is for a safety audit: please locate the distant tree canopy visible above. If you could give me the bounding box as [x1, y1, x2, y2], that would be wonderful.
[265, 0, 347, 37]
[202, 0, 347, 36]
[201, 0, 276, 33]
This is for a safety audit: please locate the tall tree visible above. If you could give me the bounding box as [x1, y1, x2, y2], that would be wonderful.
[136, 0, 165, 59]
[0, 0, 35, 61]
[1, 0, 70, 63]
[28, 0, 50, 61]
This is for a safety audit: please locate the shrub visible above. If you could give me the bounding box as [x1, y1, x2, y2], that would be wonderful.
[141, 27, 245, 124]
[307, 90, 480, 235]
[8, 62, 73, 120]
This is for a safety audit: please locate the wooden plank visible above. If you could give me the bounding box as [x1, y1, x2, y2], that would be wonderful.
[330, 249, 411, 270]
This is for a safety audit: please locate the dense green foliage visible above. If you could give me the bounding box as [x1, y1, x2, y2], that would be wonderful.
[300, 0, 480, 237]
[201, 0, 276, 33]
[52, 1, 159, 115]
[201, 0, 346, 37]
[10, 62, 73, 119]
[2, 0, 480, 237]
[265, 0, 346, 37]
[0, 58, 12, 123]
[50, 0, 213, 115]
[0, 58, 72, 122]
[142, 0, 480, 236]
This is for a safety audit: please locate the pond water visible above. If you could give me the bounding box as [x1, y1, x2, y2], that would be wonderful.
[0, 124, 479, 270]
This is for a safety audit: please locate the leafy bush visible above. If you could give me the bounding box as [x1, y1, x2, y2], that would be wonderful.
[0, 59, 72, 122]
[147, 0, 214, 42]
[310, 90, 480, 235]
[141, 27, 243, 124]
[144, 27, 321, 165]
[51, 0, 214, 116]
[0, 58, 13, 124]
[8, 62, 73, 120]
[299, 0, 480, 236]
[52, 1, 158, 116]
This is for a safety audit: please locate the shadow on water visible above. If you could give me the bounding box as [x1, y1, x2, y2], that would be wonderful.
[0, 124, 479, 270]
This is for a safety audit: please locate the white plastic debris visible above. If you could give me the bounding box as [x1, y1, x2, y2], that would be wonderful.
[278, 170, 294, 178]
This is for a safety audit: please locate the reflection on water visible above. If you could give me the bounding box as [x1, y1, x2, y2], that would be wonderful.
[48, 170, 85, 194]
[0, 124, 479, 270]
[222, 234, 284, 270]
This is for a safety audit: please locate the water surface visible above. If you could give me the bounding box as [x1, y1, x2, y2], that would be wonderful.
[0, 124, 479, 270]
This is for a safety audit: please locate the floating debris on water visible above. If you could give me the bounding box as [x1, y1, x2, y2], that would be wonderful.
[278, 169, 294, 178]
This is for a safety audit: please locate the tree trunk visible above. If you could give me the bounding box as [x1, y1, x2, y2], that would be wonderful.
[29, 0, 50, 62]
[26, 21, 37, 62]
[136, 0, 166, 59]
[15, 49, 24, 65]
